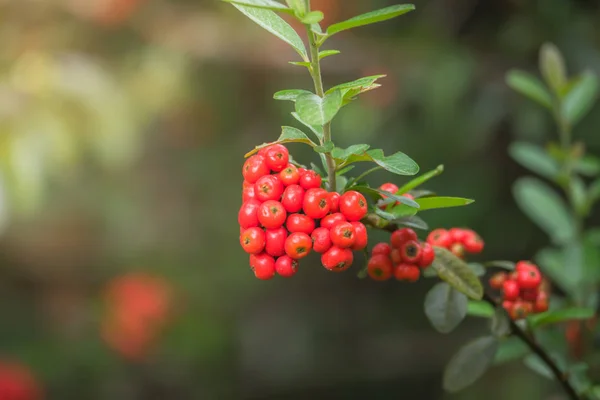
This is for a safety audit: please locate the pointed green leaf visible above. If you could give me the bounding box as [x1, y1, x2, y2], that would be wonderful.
[284, 0, 306, 15]
[350, 186, 419, 209]
[397, 165, 444, 194]
[443, 336, 499, 392]
[490, 307, 511, 337]
[431, 246, 484, 300]
[393, 215, 428, 230]
[467, 301, 494, 318]
[274, 89, 313, 102]
[291, 112, 323, 141]
[331, 144, 371, 161]
[300, 11, 324, 24]
[295, 91, 342, 126]
[494, 337, 529, 365]
[468, 263, 486, 277]
[563, 71, 599, 125]
[539, 43, 567, 94]
[326, 4, 415, 36]
[506, 70, 552, 109]
[513, 177, 576, 244]
[484, 260, 516, 270]
[528, 307, 595, 328]
[314, 141, 334, 153]
[288, 61, 311, 67]
[424, 282, 468, 334]
[326, 75, 387, 94]
[223, 0, 292, 13]
[232, 4, 307, 59]
[509, 142, 560, 180]
[319, 50, 340, 60]
[367, 149, 419, 176]
[415, 196, 474, 211]
[523, 354, 554, 379]
[244, 126, 316, 157]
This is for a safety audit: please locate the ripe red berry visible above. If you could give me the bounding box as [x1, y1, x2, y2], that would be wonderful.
[394, 264, 420, 282]
[330, 222, 356, 248]
[378, 182, 399, 208]
[254, 175, 284, 202]
[250, 253, 276, 280]
[400, 240, 422, 263]
[503, 280, 520, 301]
[390, 248, 403, 264]
[327, 192, 340, 212]
[367, 254, 393, 281]
[339, 191, 368, 221]
[279, 164, 300, 186]
[240, 227, 266, 254]
[321, 246, 353, 272]
[418, 242, 435, 268]
[243, 180, 252, 190]
[534, 291, 549, 313]
[284, 232, 312, 259]
[510, 300, 533, 320]
[391, 228, 418, 248]
[371, 242, 391, 256]
[275, 255, 298, 278]
[242, 185, 256, 202]
[286, 213, 316, 234]
[311, 227, 332, 253]
[449, 228, 468, 243]
[463, 230, 484, 253]
[257, 200, 287, 229]
[521, 288, 539, 302]
[489, 272, 507, 290]
[502, 300, 514, 313]
[517, 267, 542, 290]
[303, 188, 330, 219]
[427, 228, 452, 248]
[281, 184, 305, 213]
[238, 200, 261, 229]
[320, 213, 346, 230]
[298, 170, 322, 190]
[264, 144, 289, 172]
[350, 222, 368, 250]
[515, 260, 537, 272]
[265, 227, 287, 257]
[242, 155, 270, 184]
[450, 243, 465, 259]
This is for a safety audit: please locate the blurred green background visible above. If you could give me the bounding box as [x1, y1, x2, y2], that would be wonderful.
[0, 0, 598, 398]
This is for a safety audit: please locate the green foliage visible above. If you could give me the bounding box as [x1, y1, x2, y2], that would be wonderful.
[431, 247, 484, 300]
[396, 165, 444, 194]
[506, 70, 552, 108]
[295, 91, 342, 125]
[223, 0, 292, 13]
[490, 308, 510, 337]
[326, 75, 387, 105]
[539, 43, 567, 95]
[443, 336, 499, 392]
[318, 50, 340, 60]
[562, 71, 599, 125]
[325, 4, 415, 37]
[273, 89, 313, 102]
[467, 301, 494, 318]
[509, 142, 560, 180]
[528, 307, 595, 328]
[424, 282, 468, 333]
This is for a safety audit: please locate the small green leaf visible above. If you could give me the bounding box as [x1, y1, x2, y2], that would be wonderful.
[394, 215, 429, 230]
[513, 177, 576, 244]
[367, 149, 419, 176]
[397, 165, 444, 194]
[506, 70, 552, 109]
[336, 165, 355, 176]
[274, 89, 313, 102]
[484, 260, 516, 270]
[223, 0, 292, 13]
[494, 337, 529, 365]
[291, 112, 323, 141]
[319, 50, 340, 60]
[288, 61, 311, 67]
[414, 197, 474, 211]
[563, 71, 599, 125]
[295, 91, 342, 126]
[574, 155, 600, 176]
[569, 176, 588, 216]
[539, 43, 567, 95]
[326, 4, 415, 37]
[535, 247, 578, 296]
[389, 204, 418, 218]
[231, 4, 308, 59]
[523, 354, 554, 379]
[443, 336, 499, 393]
[431, 247, 484, 300]
[300, 10, 323, 24]
[244, 126, 316, 157]
[326, 75, 386, 94]
[468, 263, 486, 277]
[528, 307, 595, 328]
[424, 282, 468, 334]
[332, 144, 371, 162]
[509, 142, 560, 180]
[314, 141, 334, 153]
[284, 0, 306, 15]
[467, 301, 495, 318]
[351, 186, 419, 209]
[490, 307, 511, 337]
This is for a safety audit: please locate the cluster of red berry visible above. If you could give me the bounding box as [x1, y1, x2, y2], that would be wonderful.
[239, 144, 370, 280]
[489, 261, 549, 320]
[367, 228, 435, 281]
[426, 227, 484, 258]
[0, 362, 41, 400]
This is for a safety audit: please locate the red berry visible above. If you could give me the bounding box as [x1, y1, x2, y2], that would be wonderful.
[489, 272, 507, 290]
[502, 300, 514, 313]
[450, 243, 465, 259]
[303, 188, 330, 219]
[242, 185, 256, 202]
[297, 167, 307, 175]
[250, 253, 276, 280]
[279, 164, 300, 186]
[403, 193, 415, 200]
[243, 180, 252, 190]
[427, 228, 452, 248]
[463, 231, 484, 253]
[503, 280, 520, 301]
[418, 242, 435, 268]
[399, 240, 422, 263]
[378, 182, 399, 208]
[391, 228, 418, 248]
[281, 184, 305, 213]
[264, 144, 289, 172]
[367, 254, 393, 281]
[257, 200, 287, 229]
[522, 288, 539, 302]
[320, 213, 346, 230]
[534, 291, 549, 313]
[509, 300, 533, 320]
[275, 256, 298, 278]
[394, 264, 420, 282]
[265, 227, 287, 257]
[240, 227, 266, 254]
[517, 267, 542, 290]
[449, 228, 468, 243]
[238, 200, 261, 229]
[254, 175, 284, 202]
[330, 221, 356, 248]
[284, 232, 312, 259]
[390, 248, 403, 264]
[515, 260, 537, 272]
[286, 213, 316, 234]
[298, 170, 322, 190]
[321, 246, 353, 272]
[311, 227, 332, 253]
[371, 242, 391, 256]
[242, 155, 270, 184]
[327, 192, 340, 212]
[339, 191, 368, 221]
[350, 222, 368, 250]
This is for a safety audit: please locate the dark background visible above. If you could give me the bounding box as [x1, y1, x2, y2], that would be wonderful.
[0, 0, 598, 398]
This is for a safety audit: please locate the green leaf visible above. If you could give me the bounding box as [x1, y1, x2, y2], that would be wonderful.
[563, 71, 599, 125]
[300, 11, 323, 24]
[506, 70, 552, 109]
[414, 197, 474, 211]
[443, 336, 499, 393]
[494, 337, 529, 365]
[368, 149, 419, 176]
[376, 189, 420, 208]
[332, 144, 371, 162]
[589, 178, 600, 205]
[424, 282, 468, 334]
[351, 186, 419, 209]
[509, 142, 560, 180]
[291, 112, 323, 141]
[569, 176, 588, 216]
[523, 354, 554, 379]
[231, 4, 307, 60]
[397, 165, 444, 194]
[535, 247, 578, 296]
[284, 0, 306, 15]
[490, 307, 511, 337]
[223, 0, 292, 13]
[319, 50, 340, 60]
[288, 61, 311, 67]
[467, 301, 494, 318]
[539, 43, 567, 95]
[484, 260, 516, 270]
[327, 75, 386, 94]
[314, 141, 334, 153]
[528, 308, 595, 328]
[389, 204, 418, 218]
[336, 165, 355, 176]
[393, 215, 429, 230]
[513, 177, 575, 244]
[295, 91, 342, 126]
[326, 4, 415, 37]
[244, 126, 316, 157]
[431, 247, 484, 300]
[468, 263, 486, 277]
[273, 89, 313, 102]
[574, 155, 600, 176]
